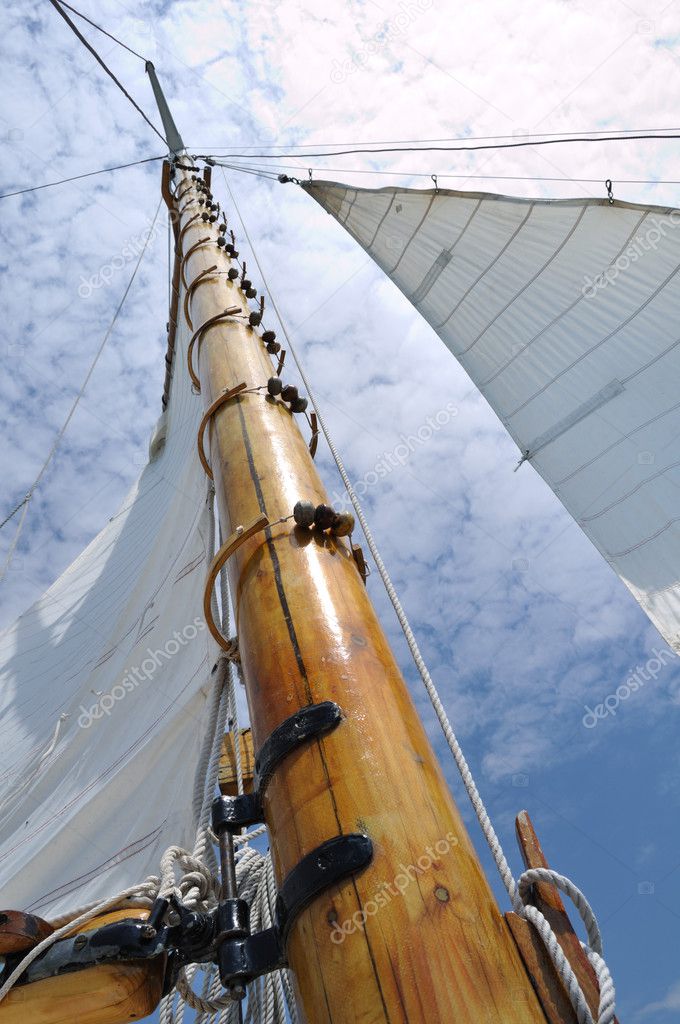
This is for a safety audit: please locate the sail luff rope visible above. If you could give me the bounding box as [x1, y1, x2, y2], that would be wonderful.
[47, 0, 167, 146]
[223, 169, 616, 1024]
[0, 196, 163, 581]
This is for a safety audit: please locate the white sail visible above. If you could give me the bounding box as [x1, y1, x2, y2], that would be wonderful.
[0, 285, 220, 917]
[306, 180, 680, 653]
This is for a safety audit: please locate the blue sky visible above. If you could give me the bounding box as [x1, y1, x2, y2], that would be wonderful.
[2, 0, 680, 1020]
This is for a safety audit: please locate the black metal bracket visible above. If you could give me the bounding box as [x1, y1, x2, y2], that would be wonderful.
[1, 703, 373, 1001]
[216, 832, 373, 988]
[212, 700, 343, 832]
[1, 920, 166, 987]
[276, 833, 373, 943]
[209, 702, 373, 992]
[1, 837, 373, 997]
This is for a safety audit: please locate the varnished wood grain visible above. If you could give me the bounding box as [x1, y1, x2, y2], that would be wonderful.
[505, 913, 577, 1024]
[220, 728, 255, 795]
[0, 963, 164, 1023]
[178, 168, 550, 1023]
[0, 910, 163, 1023]
[0, 911, 53, 955]
[515, 811, 616, 1023]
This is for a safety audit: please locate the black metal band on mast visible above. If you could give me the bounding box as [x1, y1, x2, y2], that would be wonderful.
[145, 62, 185, 159]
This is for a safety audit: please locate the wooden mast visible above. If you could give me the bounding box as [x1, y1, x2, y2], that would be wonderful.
[166, 92, 551, 1018]
[0, 72, 578, 1024]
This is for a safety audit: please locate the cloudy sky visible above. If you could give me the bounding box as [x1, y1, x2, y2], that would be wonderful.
[2, 0, 680, 1019]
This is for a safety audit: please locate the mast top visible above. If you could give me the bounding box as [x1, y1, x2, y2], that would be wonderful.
[145, 61, 185, 158]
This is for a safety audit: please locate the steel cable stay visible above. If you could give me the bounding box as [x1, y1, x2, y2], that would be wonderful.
[192, 123, 680, 150]
[47, 0, 167, 145]
[204, 156, 680, 190]
[48, 0, 148, 62]
[195, 130, 680, 161]
[0, 156, 165, 200]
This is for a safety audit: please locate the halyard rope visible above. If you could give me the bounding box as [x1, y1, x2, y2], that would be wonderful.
[157, 484, 294, 1022]
[224, 171, 616, 1024]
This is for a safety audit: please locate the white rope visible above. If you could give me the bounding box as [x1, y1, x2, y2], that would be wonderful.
[158, 495, 291, 1024]
[0, 196, 164, 580]
[0, 879, 160, 1003]
[224, 173, 616, 1024]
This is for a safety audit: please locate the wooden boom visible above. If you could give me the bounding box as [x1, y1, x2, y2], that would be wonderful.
[177, 163, 549, 1022]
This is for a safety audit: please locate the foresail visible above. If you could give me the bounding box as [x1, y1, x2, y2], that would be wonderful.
[0, 288, 219, 917]
[306, 180, 680, 652]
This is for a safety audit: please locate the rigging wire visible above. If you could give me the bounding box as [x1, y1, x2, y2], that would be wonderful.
[198, 131, 680, 161]
[0, 197, 163, 580]
[0, 155, 164, 200]
[47, 0, 167, 146]
[212, 159, 281, 181]
[208, 157, 680, 188]
[0, 496, 29, 533]
[193, 124, 680, 149]
[49, 0, 147, 62]
[222, 167, 616, 1024]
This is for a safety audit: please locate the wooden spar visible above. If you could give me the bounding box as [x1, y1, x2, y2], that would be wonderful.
[175, 165, 550, 1022]
[0, 910, 164, 1023]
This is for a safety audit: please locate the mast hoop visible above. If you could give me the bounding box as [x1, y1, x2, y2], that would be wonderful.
[197, 382, 248, 479]
[183, 266, 220, 330]
[212, 702, 343, 833]
[187, 307, 243, 390]
[176, 182, 196, 204]
[179, 197, 200, 216]
[178, 212, 202, 252]
[180, 236, 213, 289]
[307, 411, 319, 458]
[203, 514, 270, 650]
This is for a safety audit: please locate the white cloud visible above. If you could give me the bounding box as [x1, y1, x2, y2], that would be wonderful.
[2, 4, 680, 1013]
[638, 979, 680, 1017]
